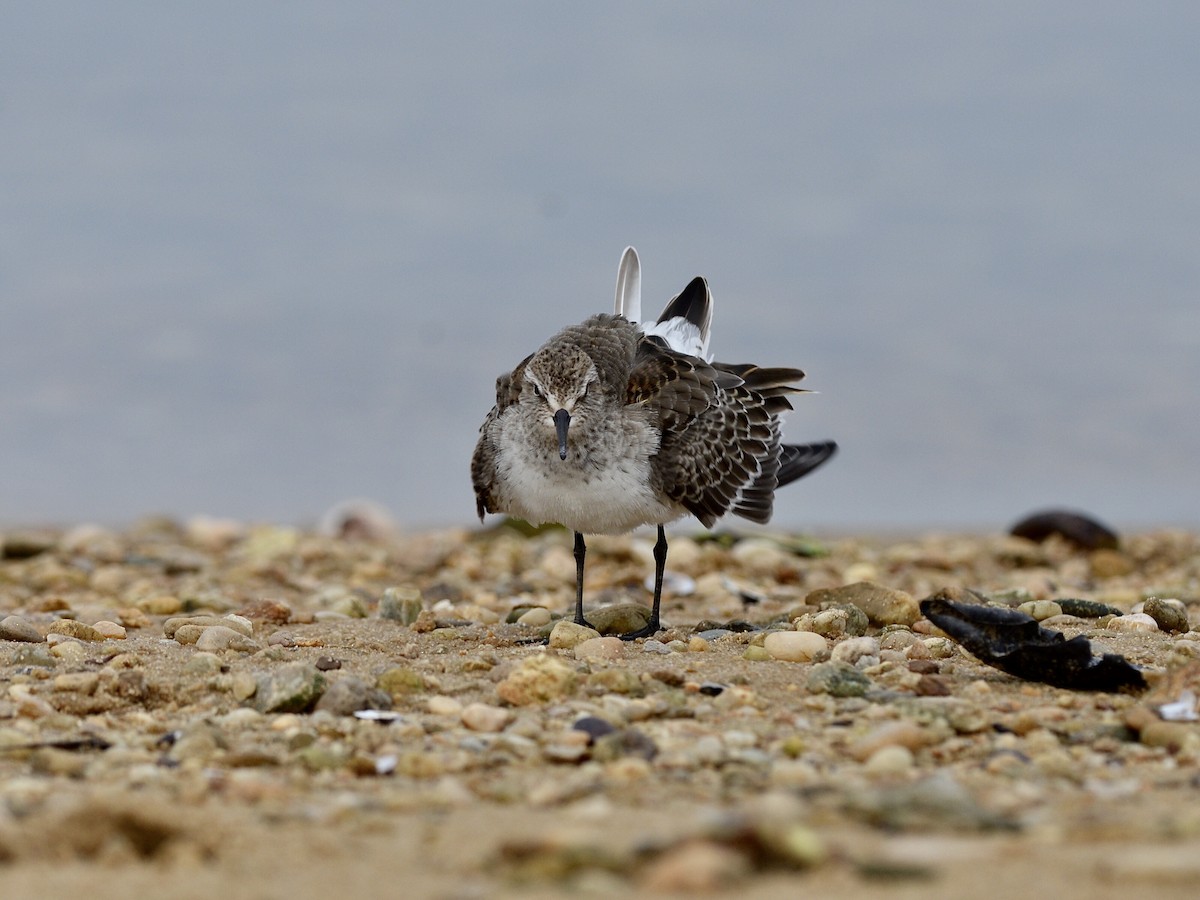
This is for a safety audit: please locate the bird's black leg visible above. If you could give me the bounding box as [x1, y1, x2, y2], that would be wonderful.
[619, 524, 666, 641]
[572, 531, 594, 628]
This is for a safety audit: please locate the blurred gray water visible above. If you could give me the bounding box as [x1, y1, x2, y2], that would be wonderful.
[3, 3, 1198, 531]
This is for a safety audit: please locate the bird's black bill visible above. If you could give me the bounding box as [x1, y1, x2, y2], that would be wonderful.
[553, 408, 571, 459]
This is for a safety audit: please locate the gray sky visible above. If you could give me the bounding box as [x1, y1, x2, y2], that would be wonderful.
[3, 3, 1198, 531]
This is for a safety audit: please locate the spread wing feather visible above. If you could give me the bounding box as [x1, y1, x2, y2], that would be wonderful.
[626, 336, 810, 528]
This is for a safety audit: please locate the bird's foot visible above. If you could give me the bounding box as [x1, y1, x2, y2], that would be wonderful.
[616, 618, 662, 642]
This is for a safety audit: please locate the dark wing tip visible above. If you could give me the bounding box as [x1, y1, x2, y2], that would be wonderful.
[777, 441, 838, 487]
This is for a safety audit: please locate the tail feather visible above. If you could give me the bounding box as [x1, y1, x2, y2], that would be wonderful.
[646, 276, 713, 359]
[613, 246, 642, 322]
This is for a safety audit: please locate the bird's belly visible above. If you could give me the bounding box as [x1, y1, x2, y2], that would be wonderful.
[502, 455, 683, 535]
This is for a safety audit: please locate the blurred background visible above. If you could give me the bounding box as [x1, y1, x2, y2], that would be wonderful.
[3, 3, 1198, 532]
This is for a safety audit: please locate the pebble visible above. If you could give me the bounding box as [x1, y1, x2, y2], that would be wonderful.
[806, 582, 920, 626]
[863, 744, 916, 774]
[495, 654, 578, 706]
[848, 721, 931, 761]
[516, 606, 552, 627]
[763, 630, 827, 662]
[9, 684, 57, 717]
[30, 748, 91, 778]
[139, 595, 183, 615]
[584, 603, 654, 636]
[461, 702, 512, 733]
[164, 615, 253, 639]
[572, 715, 617, 743]
[0, 615, 43, 643]
[314, 677, 392, 716]
[50, 641, 88, 663]
[427, 695, 464, 716]
[92, 620, 127, 639]
[640, 840, 749, 892]
[573, 637, 625, 661]
[46, 620, 106, 642]
[254, 663, 327, 713]
[379, 586, 424, 624]
[1089, 548, 1135, 578]
[1018, 600, 1063, 621]
[12, 646, 57, 667]
[1142, 597, 1189, 633]
[231, 673, 259, 700]
[805, 661, 872, 697]
[547, 620, 600, 649]
[1107, 613, 1159, 633]
[922, 637, 959, 658]
[183, 652, 224, 675]
[52, 672, 100, 694]
[195, 625, 260, 653]
[376, 667, 428, 697]
[831, 636, 881, 668]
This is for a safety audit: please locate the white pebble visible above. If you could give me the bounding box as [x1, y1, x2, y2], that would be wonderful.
[764, 631, 828, 662]
[1107, 613, 1159, 633]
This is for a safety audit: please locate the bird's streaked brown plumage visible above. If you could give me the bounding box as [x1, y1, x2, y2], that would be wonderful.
[471, 248, 836, 638]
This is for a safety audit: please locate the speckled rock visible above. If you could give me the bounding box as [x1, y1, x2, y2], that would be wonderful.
[548, 620, 600, 649]
[794, 606, 868, 638]
[831, 636, 881, 668]
[805, 661, 871, 697]
[495, 653, 578, 706]
[1143, 598, 1189, 633]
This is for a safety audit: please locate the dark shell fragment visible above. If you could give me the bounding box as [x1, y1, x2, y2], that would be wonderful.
[920, 598, 1146, 693]
[1009, 509, 1119, 550]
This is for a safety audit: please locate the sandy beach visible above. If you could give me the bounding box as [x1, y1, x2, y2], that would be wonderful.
[1, 519, 1199, 898]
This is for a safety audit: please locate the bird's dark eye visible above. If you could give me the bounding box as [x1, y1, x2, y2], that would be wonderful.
[532, 385, 544, 399]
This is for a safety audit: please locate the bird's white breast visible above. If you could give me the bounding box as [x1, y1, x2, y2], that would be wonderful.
[494, 414, 684, 535]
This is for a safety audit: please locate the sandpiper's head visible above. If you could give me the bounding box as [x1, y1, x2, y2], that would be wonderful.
[524, 344, 600, 460]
